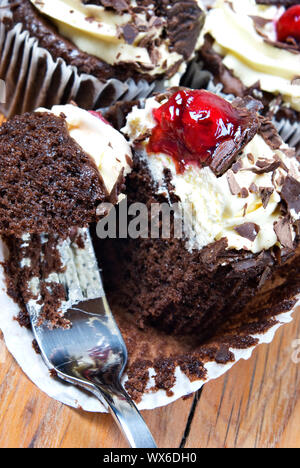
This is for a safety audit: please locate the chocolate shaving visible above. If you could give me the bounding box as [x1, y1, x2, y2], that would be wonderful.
[83, 0, 130, 13]
[264, 37, 300, 54]
[211, 140, 239, 177]
[274, 217, 294, 249]
[158, 0, 205, 60]
[250, 159, 281, 175]
[121, 24, 139, 44]
[275, 173, 285, 187]
[258, 266, 272, 289]
[251, 15, 271, 30]
[210, 96, 262, 176]
[240, 188, 249, 199]
[281, 175, 300, 215]
[234, 223, 260, 242]
[259, 117, 283, 150]
[232, 160, 243, 173]
[247, 153, 255, 164]
[259, 187, 274, 209]
[227, 170, 241, 196]
[249, 182, 259, 194]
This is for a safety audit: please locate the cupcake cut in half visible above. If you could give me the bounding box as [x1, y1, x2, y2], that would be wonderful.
[98, 87, 300, 339]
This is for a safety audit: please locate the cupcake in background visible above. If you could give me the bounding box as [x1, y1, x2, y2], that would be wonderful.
[192, 0, 300, 152]
[0, 0, 205, 117]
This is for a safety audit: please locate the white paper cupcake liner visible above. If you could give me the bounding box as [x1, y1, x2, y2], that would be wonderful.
[0, 6, 163, 118]
[0, 234, 299, 413]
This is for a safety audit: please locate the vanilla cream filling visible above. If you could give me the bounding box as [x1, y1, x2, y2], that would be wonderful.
[36, 104, 132, 200]
[201, 0, 300, 111]
[29, 0, 184, 76]
[122, 97, 300, 254]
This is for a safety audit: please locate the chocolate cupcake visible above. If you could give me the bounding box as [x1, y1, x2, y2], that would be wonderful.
[0, 0, 205, 116]
[98, 87, 300, 339]
[0, 89, 299, 402]
[194, 0, 300, 152]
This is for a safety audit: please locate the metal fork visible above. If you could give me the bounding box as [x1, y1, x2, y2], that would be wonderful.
[21, 229, 157, 448]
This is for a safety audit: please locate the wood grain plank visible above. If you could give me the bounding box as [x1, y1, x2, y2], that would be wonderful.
[0, 331, 193, 448]
[185, 307, 300, 448]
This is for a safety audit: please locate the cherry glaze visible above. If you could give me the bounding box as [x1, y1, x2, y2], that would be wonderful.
[276, 5, 300, 43]
[147, 89, 243, 173]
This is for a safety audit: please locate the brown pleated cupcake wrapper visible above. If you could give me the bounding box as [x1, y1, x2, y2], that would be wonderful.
[0, 12, 162, 117]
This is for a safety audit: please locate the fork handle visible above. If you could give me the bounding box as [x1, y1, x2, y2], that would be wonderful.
[92, 383, 157, 448]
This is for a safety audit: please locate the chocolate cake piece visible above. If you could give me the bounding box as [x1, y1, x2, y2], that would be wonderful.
[96, 88, 300, 338]
[0, 106, 132, 236]
[0, 112, 106, 237]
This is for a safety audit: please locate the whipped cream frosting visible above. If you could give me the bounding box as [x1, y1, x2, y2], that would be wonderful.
[29, 0, 201, 77]
[37, 104, 132, 201]
[201, 0, 300, 111]
[122, 96, 300, 254]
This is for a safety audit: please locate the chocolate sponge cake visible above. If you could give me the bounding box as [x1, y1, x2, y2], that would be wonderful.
[0, 112, 105, 237]
[97, 88, 300, 339]
[0, 105, 132, 236]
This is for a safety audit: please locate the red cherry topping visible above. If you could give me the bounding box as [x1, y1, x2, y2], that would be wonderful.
[147, 89, 243, 173]
[276, 5, 300, 43]
[89, 110, 111, 125]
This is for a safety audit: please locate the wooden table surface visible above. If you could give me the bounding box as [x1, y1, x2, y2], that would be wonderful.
[0, 306, 299, 448]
